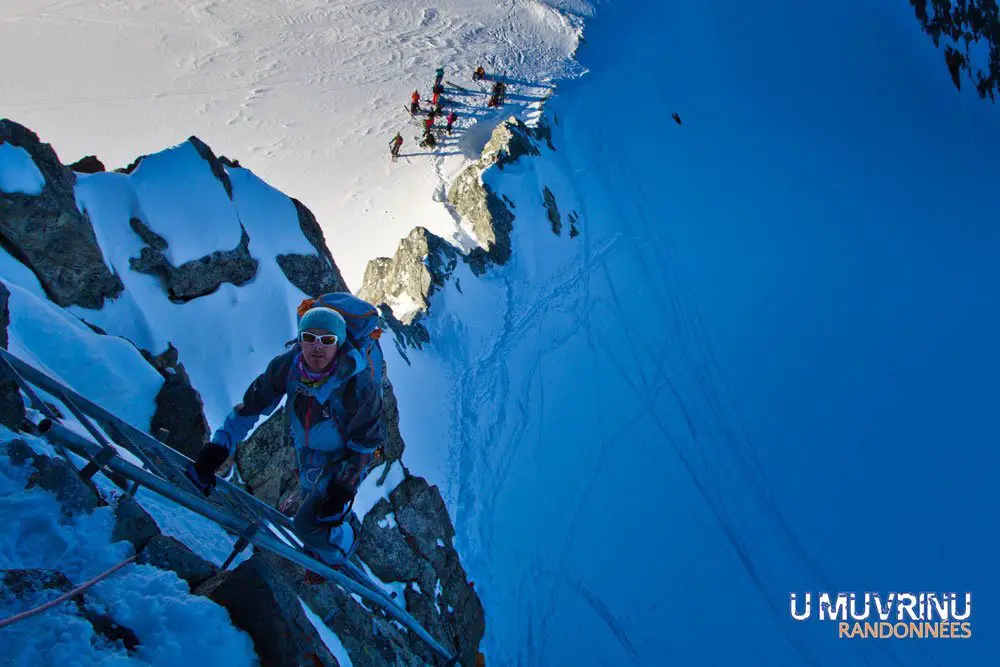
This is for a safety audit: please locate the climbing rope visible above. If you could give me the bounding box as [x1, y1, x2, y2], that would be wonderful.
[0, 555, 138, 630]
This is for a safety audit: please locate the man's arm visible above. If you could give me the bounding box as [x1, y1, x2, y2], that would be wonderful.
[211, 349, 295, 453]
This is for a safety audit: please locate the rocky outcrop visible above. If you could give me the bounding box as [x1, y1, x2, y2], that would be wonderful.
[481, 116, 541, 170]
[68, 155, 106, 174]
[0, 119, 123, 308]
[16, 443, 102, 516]
[198, 550, 431, 667]
[276, 198, 349, 296]
[360, 475, 484, 667]
[448, 168, 515, 275]
[909, 0, 1000, 100]
[129, 221, 258, 301]
[188, 136, 234, 199]
[0, 568, 140, 652]
[145, 343, 210, 460]
[234, 406, 299, 511]
[542, 185, 562, 235]
[0, 281, 26, 431]
[359, 226, 461, 325]
[111, 493, 161, 552]
[139, 535, 217, 589]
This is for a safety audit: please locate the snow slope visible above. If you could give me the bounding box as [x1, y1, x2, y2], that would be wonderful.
[0, 429, 258, 666]
[0, 0, 591, 288]
[383, 1, 1000, 665]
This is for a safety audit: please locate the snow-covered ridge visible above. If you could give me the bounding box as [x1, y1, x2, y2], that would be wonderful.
[0, 0, 595, 288]
[0, 118, 486, 665]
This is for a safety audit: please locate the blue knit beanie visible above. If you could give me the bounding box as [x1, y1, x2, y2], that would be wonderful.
[298, 307, 347, 343]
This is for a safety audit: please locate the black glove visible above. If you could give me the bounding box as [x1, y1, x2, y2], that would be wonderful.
[316, 452, 368, 521]
[184, 441, 229, 497]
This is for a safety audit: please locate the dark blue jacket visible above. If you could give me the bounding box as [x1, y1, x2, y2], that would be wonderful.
[211, 343, 383, 462]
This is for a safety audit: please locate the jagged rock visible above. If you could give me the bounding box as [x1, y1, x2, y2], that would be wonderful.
[542, 186, 562, 236]
[129, 217, 167, 251]
[112, 493, 161, 552]
[359, 227, 461, 326]
[139, 535, 217, 588]
[4, 438, 34, 465]
[481, 116, 540, 169]
[390, 475, 483, 667]
[275, 254, 341, 298]
[0, 281, 26, 431]
[534, 115, 556, 151]
[291, 198, 347, 290]
[235, 406, 300, 511]
[448, 170, 514, 275]
[0, 568, 140, 652]
[909, 0, 1000, 100]
[0, 119, 123, 308]
[130, 225, 258, 301]
[147, 343, 210, 460]
[24, 450, 102, 516]
[68, 155, 106, 174]
[380, 374, 405, 470]
[195, 550, 424, 667]
[358, 498, 436, 594]
[187, 136, 233, 200]
[274, 198, 349, 296]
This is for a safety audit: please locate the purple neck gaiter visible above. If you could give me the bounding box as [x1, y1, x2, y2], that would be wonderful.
[298, 353, 336, 386]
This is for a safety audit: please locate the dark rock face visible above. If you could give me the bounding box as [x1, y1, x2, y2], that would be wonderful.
[234, 406, 299, 512]
[147, 343, 210, 460]
[448, 171, 515, 276]
[68, 155, 106, 174]
[481, 116, 541, 169]
[187, 136, 234, 199]
[273, 199, 348, 296]
[0, 119, 123, 309]
[275, 254, 340, 298]
[359, 226, 461, 325]
[542, 185, 562, 236]
[909, 0, 1000, 100]
[0, 568, 140, 652]
[112, 493, 161, 552]
[25, 451, 102, 517]
[130, 224, 258, 301]
[359, 475, 484, 667]
[139, 535, 217, 589]
[0, 281, 26, 431]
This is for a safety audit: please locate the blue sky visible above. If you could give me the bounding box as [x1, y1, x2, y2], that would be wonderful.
[537, 0, 999, 663]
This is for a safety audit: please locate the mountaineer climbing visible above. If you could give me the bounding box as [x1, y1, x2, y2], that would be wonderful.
[431, 82, 444, 108]
[434, 66, 445, 87]
[185, 295, 385, 568]
[473, 65, 486, 81]
[410, 90, 421, 115]
[389, 132, 403, 160]
[446, 111, 458, 134]
[420, 129, 437, 149]
[487, 80, 506, 107]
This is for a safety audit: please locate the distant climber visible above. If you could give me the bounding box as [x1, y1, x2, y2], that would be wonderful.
[410, 90, 421, 115]
[672, 112, 682, 125]
[487, 80, 506, 107]
[420, 130, 437, 149]
[434, 67, 445, 87]
[185, 298, 385, 569]
[446, 111, 458, 134]
[473, 65, 486, 81]
[389, 133, 403, 161]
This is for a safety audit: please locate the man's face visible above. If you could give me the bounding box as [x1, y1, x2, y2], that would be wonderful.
[301, 328, 338, 372]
